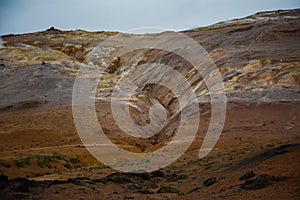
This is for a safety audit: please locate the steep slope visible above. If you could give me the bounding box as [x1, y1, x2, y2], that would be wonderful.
[1, 9, 299, 110]
[1, 9, 299, 148]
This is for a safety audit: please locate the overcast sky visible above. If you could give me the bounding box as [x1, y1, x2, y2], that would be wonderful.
[0, 0, 299, 35]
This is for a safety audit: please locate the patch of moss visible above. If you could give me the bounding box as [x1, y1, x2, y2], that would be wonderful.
[15, 157, 31, 168]
[64, 163, 71, 169]
[36, 156, 52, 168]
[69, 157, 80, 164]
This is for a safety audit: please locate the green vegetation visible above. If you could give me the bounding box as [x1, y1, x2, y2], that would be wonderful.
[64, 163, 71, 169]
[36, 156, 52, 168]
[69, 157, 80, 164]
[52, 153, 66, 161]
[15, 157, 31, 168]
[13, 154, 82, 170]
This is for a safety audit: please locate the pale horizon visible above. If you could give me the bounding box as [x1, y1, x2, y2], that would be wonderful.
[0, 0, 299, 36]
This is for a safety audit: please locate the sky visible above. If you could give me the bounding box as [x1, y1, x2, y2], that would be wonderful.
[0, 0, 299, 35]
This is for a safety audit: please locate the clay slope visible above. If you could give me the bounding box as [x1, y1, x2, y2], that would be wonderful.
[0, 9, 299, 110]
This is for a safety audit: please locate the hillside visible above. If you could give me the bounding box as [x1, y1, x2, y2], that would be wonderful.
[0, 9, 299, 200]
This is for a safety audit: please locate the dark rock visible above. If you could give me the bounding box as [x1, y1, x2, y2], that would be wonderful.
[150, 170, 164, 178]
[15, 184, 30, 193]
[240, 173, 287, 190]
[273, 148, 288, 156]
[65, 177, 92, 185]
[0, 191, 14, 200]
[104, 170, 163, 184]
[0, 175, 8, 182]
[66, 178, 77, 184]
[269, 176, 287, 182]
[105, 172, 131, 184]
[177, 174, 188, 180]
[279, 144, 294, 149]
[1, 162, 12, 168]
[46, 27, 61, 32]
[48, 180, 63, 186]
[240, 175, 270, 190]
[11, 178, 33, 193]
[76, 177, 95, 185]
[157, 186, 179, 193]
[187, 187, 200, 194]
[231, 144, 298, 170]
[9, 178, 43, 191]
[203, 178, 217, 187]
[272, 144, 296, 156]
[11, 178, 31, 185]
[127, 172, 150, 180]
[240, 171, 255, 180]
[0, 175, 9, 190]
[137, 189, 154, 194]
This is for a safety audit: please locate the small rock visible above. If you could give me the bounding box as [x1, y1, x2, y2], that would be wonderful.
[203, 178, 217, 187]
[239, 171, 255, 180]
[150, 170, 164, 178]
[105, 172, 131, 184]
[240, 175, 270, 190]
[273, 148, 288, 156]
[240, 174, 287, 190]
[46, 27, 61, 32]
[127, 172, 149, 180]
[157, 186, 179, 193]
[177, 174, 188, 180]
[269, 176, 287, 182]
[0, 175, 8, 182]
[187, 187, 200, 194]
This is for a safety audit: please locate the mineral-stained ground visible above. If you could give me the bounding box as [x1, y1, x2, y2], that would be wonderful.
[0, 9, 299, 200]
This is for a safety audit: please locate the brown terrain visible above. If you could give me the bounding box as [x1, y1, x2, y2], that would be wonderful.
[0, 9, 300, 199]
